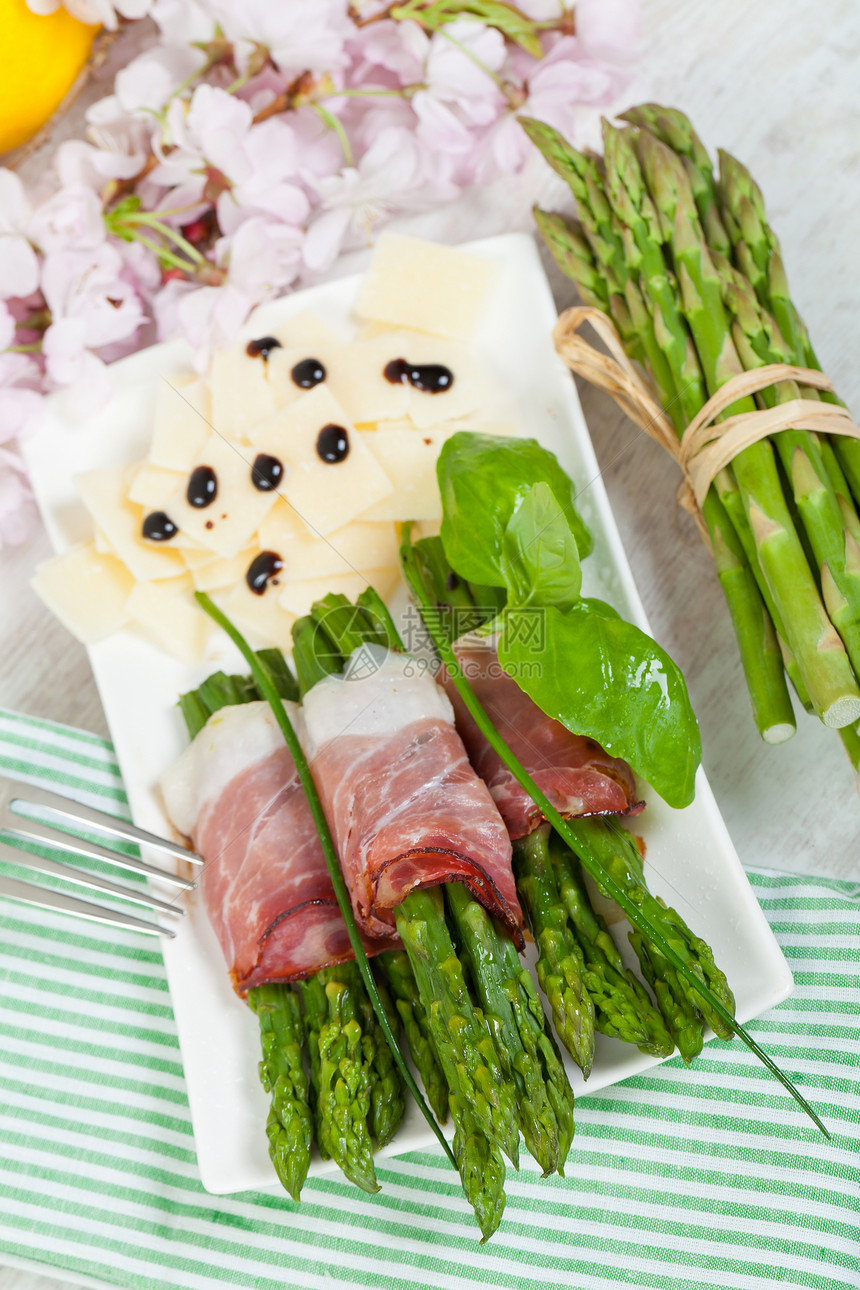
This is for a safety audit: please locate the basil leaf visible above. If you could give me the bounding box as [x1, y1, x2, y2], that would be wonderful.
[498, 603, 701, 808]
[500, 482, 581, 610]
[438, 432, 592, 587]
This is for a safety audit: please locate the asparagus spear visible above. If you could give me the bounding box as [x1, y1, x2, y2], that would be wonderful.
[445, 880, 574, 1177]
[634, 125, 860, 728]
[450, 1096, 507, 1242]
[567, 817, 735, 1043]
[376, 952, 505, 1240]
[247, 984, 313, 1201]
[548, 835, 676, 1060]
[354, 973, 405, 1149]
[301, 965, 380, 1194]
[394, 887, 521, 1168]
[512, 826, 595, 1076]
[377, 951, 449, 1123]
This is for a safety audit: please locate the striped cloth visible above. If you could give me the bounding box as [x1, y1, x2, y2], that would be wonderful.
[0, 707, 858, 1290]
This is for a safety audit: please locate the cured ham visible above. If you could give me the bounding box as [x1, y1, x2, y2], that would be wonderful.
[161, 701, 396, 995]
[439, 640, 644, 839]
[302, 646, 524, 947]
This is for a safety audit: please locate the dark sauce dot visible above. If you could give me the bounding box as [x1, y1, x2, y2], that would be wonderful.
[251, 453, 284, 491]
[383, 358, 454, 393]
[142, 511, 178, 542]
[246, 551, 283, 595]
[187, 465, 217, 508]
[316, 424, 350, 464]
[245, 336, 282, 361]
[291, 357, 326, 388]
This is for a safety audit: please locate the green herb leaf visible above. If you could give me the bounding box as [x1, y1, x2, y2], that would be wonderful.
[500, 481, 582, 610]
[498, 602, 702, 808]
[438, 431, 592, 587]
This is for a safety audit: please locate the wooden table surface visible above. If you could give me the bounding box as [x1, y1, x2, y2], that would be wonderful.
[1, 2, 858, 1287]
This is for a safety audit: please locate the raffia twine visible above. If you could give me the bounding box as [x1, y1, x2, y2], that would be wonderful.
[553, 305, 860, 547]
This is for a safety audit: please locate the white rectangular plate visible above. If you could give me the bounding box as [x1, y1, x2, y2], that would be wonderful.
[24, 232, 793, 1196]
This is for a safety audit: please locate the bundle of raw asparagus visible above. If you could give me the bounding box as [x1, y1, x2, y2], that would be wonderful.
[523, 105, 860, 765]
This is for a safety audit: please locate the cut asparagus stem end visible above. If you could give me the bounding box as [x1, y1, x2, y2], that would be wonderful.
[821, 696, 860, 729]
[761, 722, 797, 745]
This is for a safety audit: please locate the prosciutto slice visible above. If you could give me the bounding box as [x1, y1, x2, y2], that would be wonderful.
[439, 641, 644, 840]
[302, 646, 524, 947]
[161, 701, 396, 996]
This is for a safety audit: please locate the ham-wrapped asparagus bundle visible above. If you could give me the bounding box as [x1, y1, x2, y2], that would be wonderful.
[161, 699, 397, 995]
[439, 639, 643, 839]
[301, 644, 525, 946]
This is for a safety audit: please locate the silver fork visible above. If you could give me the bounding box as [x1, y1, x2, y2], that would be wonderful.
[0, 772, 204, 938]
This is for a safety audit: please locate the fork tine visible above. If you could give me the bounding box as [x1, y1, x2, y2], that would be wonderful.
[0, 840, 187, 917]
[2, 774, 202, 865]
[0, 873, 174, 937]
[3, 816, 195, 890]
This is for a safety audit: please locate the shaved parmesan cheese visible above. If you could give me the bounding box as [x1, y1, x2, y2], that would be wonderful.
[128, 462, 184, 509]
[274, 310, 342, 348]
[126, 576, 213, 663]
[355, 233, 496, 340]
[30, 543, 134, 644]
[191, 550, 257, 592]
[278, 565, 400, 618]
[161, 434, 279, 558]
[323, 337, 411, 425]
[357, 427, 455, 521]
[251, 386, 393, 536]
[258, 505, 399, 582]
[75, 464, 187, 582]
[150, 377, 211, 470]
[215, 579, 297, 650]
[209, 343, 292, 440]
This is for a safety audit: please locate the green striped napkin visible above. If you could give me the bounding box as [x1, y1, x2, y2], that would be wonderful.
[0, 707, 857, 1290]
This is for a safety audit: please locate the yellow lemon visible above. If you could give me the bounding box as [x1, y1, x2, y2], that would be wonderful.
[0, 0, 100, 155]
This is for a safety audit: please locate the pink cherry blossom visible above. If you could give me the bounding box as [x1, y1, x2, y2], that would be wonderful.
[115, 44, 206, 115]
[150, 0, 217, 46]
[303, 126, 445, 273]
[153, 85, 310, 234]
[482, 37, 626, 175]
[42, 318, 112, 408]
[575, 0, 642, 62]
[0, 447, 37, 549]
[348, 18, 429, 86]
[41, 244, 144, 349]
[423, 20, 507, 126]
[208, 0, 353, 76]
[29, 185, 105, 254]
[0, 171, 40, 300]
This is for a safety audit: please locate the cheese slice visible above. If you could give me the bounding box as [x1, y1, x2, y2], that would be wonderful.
[278, 565, 400, 618]
[30, 542, 134, 644]
[128, 462, 184, 509]
[75, 463, 187, 581]
[126, 575, 213, 664]
[357, 427, 455, 521]
[274, 310, 342, 348]
[215, 579, 297, 650]
[254, 342, 341, 423]
[209, 341, 293, 441]
[251, 386, 393, 536]
[386, 333, 486, 430]
[258, 504, 399, 582]
[161, 434, 279, 558]
[191, 549, 257, 592]
[355, 233, 497, 340]
[149, 376, 211, 470]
